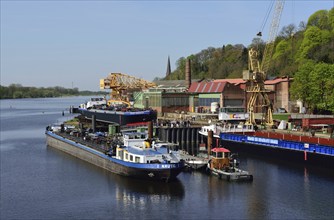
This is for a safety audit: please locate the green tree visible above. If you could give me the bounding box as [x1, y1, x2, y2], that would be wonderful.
[291, 62, 334, 113]
[307, 10, 331, 30]
[290, 61, 315, 112]
[310, 63, 334, 112]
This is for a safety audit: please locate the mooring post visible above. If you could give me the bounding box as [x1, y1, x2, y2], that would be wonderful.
[92, 115, 96, 133]
[208, 130, 213, 155]
[148, 120, 153, 143]
[181, 128, 186, 151]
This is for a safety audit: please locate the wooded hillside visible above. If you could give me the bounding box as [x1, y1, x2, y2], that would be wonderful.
[166, 8, 334, 113]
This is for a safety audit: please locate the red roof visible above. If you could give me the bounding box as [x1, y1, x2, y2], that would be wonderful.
[188, 77, 291, 93]
[211, 147, 230, 153]
[188, 81, 228, 93]
[214, 79, 245, 85]
[265, 77, 291, 85]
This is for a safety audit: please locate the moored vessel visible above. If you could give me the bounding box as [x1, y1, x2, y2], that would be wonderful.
[79, 97, 157, 126]
[179, 150, 209, 170]
[207, 147, 253, 181]
[199, 123, 255, 137]
[45, 126, 184, 182]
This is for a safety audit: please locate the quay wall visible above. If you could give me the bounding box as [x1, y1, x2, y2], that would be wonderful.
[157, 127, 202, 155]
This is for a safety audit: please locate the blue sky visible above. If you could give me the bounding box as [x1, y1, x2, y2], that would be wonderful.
[1, 1, 333, 91]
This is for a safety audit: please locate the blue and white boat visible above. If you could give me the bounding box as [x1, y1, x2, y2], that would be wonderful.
[46, 129, 184, 182]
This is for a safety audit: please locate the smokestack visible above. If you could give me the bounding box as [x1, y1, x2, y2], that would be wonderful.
[185, 59, 191, 88]
[166, 56, 171, 78]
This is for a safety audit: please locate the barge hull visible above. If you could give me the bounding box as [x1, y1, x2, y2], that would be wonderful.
[221, 139, 334, 169]
[219, 133, 334, 168]
[79, 108, 157, 126]
[46, 132, 182, 181]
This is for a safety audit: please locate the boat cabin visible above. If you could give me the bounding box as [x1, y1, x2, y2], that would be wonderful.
[123, 132, 148, 148]
[84, 97, 107, 109]
[115, 143, 167, 164]
[115, 132, 180, 164]
[210, 147, 231, 170]
[153, 142, 180, 154]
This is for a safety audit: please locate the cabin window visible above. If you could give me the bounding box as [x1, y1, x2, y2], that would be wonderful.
[125, 153, 128, 160]
[118, 149, 124, 160]
[135, 156, 140, 163]
[217, 152, 223, 158]
[130, 155, 133, 161]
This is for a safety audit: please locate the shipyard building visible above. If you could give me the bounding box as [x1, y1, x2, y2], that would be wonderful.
[133, 77, 292, 116]
[132, 57, 293, 116]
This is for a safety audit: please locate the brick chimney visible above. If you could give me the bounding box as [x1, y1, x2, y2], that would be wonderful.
[185, 59, 191, 88]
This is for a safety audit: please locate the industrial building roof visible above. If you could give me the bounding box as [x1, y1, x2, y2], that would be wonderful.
[153, 77, 291, 93]
[214, 78, 246, 85]
[155, 80, 191, 88]
[188, 81, 228, 93]
[265, 77, 291, 85]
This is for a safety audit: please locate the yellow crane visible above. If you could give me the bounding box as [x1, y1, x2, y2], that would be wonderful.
[100, 73, 156, 106]
[244, 0, 285, 126]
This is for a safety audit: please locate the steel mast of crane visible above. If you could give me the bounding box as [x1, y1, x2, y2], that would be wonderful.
[100, 73, 156, 106]
[244, 0, 285, 126]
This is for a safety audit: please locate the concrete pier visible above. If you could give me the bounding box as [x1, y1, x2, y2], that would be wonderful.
[157, 127, 201, 155]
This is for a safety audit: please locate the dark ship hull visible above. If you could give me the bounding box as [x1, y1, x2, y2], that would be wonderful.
[79, 108, 157, 126]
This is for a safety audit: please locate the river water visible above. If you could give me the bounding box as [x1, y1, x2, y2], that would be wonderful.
[1, 97, 333, 220]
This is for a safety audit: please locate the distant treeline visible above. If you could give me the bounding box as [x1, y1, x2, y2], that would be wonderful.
[0, 84, 107, 99]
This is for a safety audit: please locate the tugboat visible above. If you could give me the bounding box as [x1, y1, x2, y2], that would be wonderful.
[207, 147, 253, 181]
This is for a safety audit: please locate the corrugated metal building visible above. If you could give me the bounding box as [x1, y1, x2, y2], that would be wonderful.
[133, 77, 293, 115]
[188, 80, 245, 113]
[133, 80, 191, 116]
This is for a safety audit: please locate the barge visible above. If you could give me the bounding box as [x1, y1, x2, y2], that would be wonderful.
[219, 132, 334, 168]
[79, 108, 157, 126]
[45, 129, 184, 182]
[79, 97, 157, 126]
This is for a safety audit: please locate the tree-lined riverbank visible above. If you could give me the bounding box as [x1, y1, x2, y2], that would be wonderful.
[0, 84, 106, 99]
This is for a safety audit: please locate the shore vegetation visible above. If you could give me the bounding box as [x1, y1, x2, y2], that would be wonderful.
[0, 84, 107, 99]
[167, 8, 334, 114]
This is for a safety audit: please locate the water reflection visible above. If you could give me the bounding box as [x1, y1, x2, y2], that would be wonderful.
[48, 145, 185, 203]
[110, 174, 185, 201]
